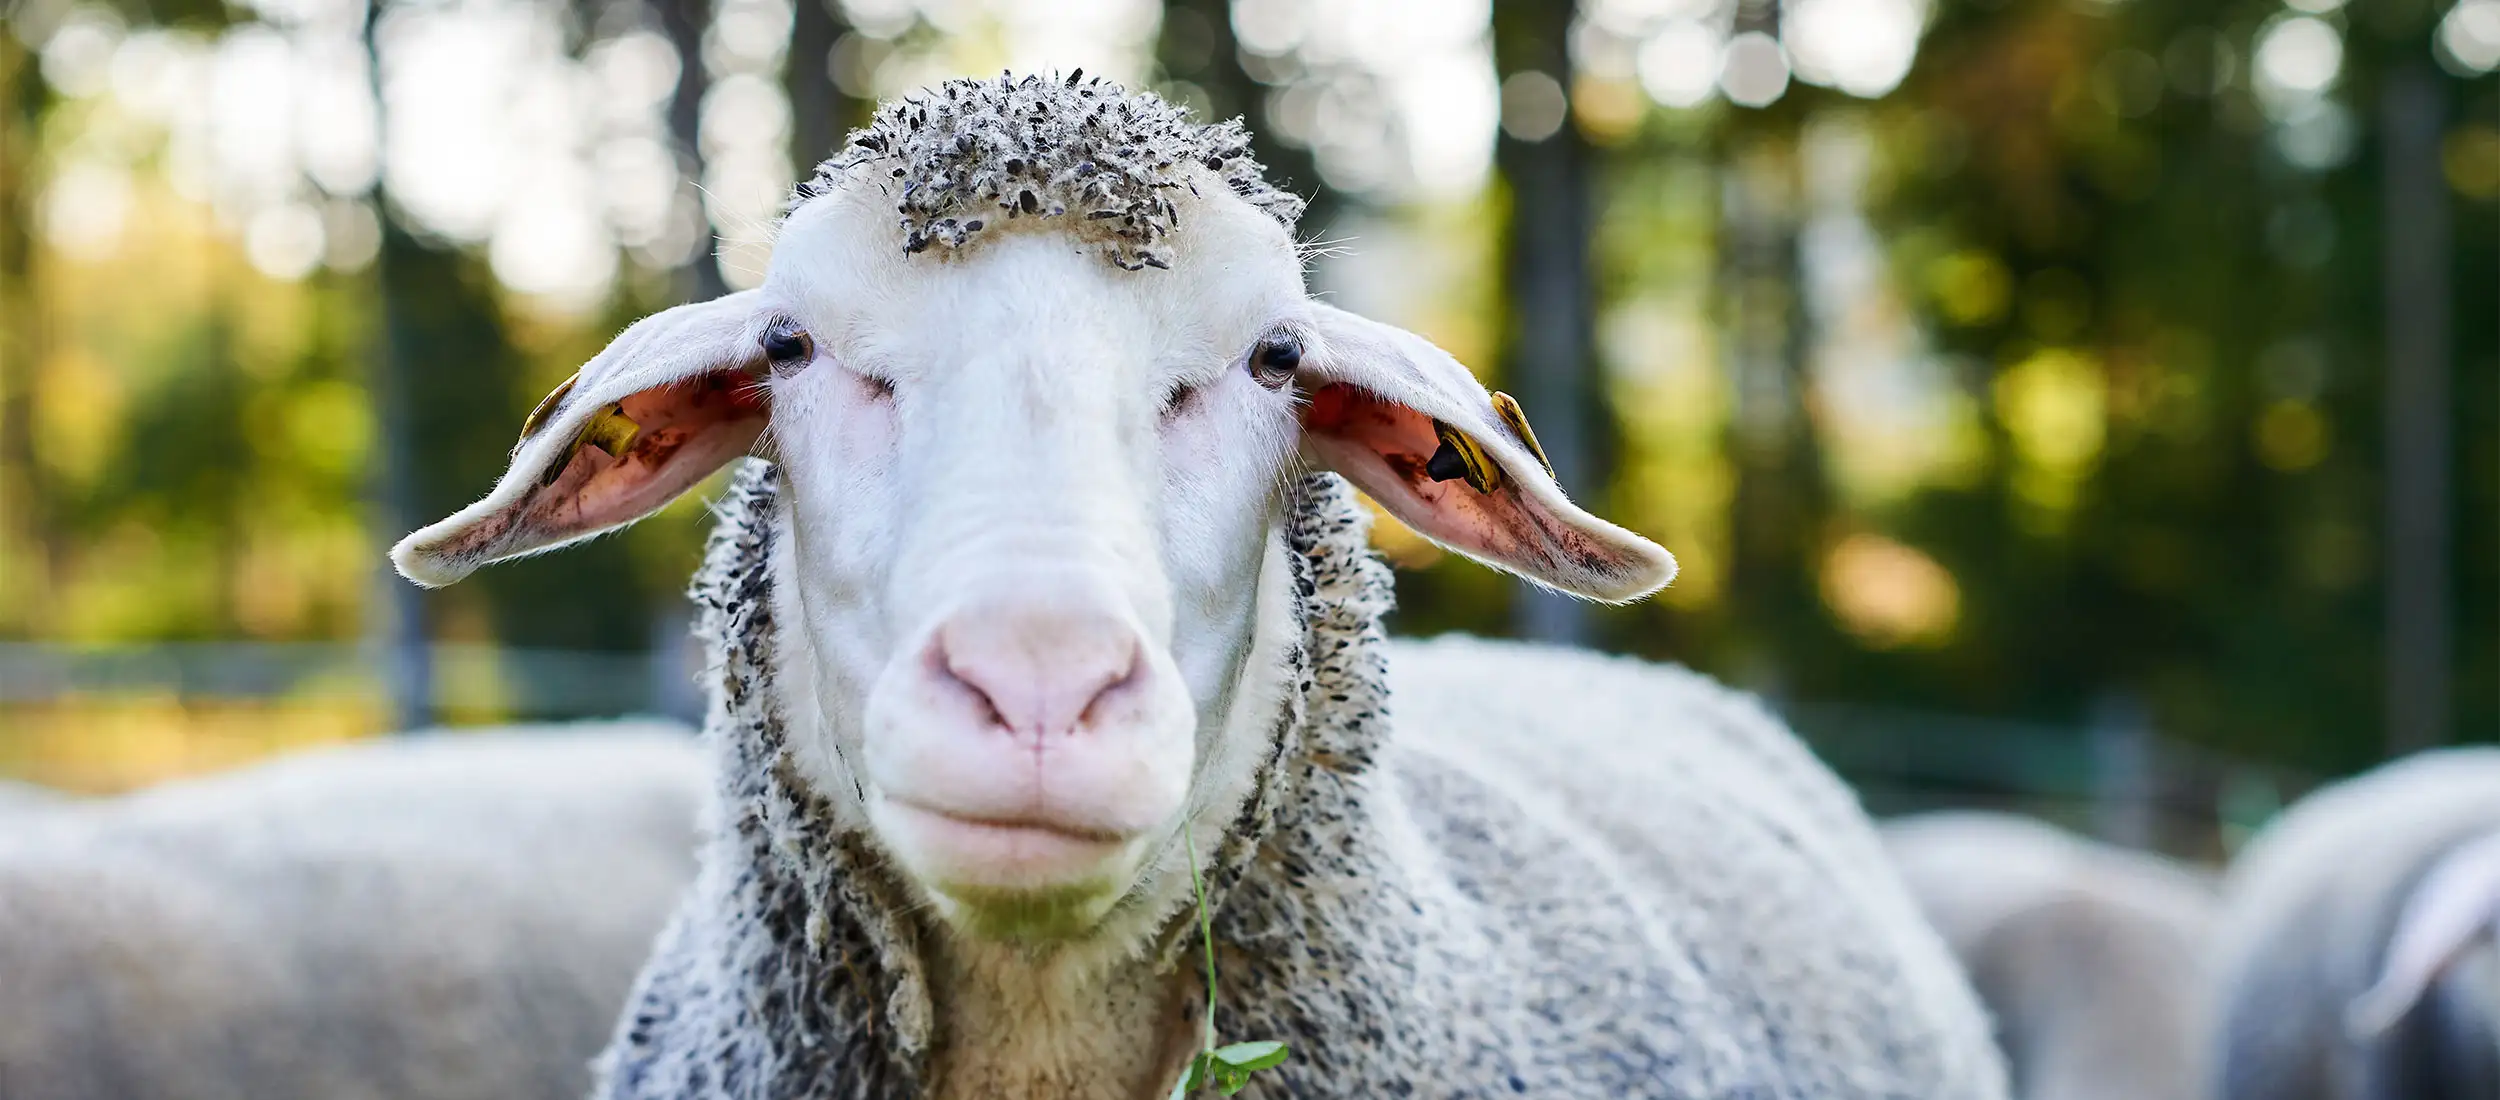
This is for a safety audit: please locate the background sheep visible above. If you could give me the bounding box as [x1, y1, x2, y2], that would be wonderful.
[0, 777, 64, 812]
[1882, 811, 2217, 1100]
[0, 722, 705, 1100]
[2345, 828, 2500, 1043]
[392, 75, 2005, 1099]
[2210, 746, 2500, 1100]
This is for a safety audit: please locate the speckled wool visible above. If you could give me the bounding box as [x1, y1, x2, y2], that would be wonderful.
[794, 72, 1304, 269]
[589, 463, 2005, 1099]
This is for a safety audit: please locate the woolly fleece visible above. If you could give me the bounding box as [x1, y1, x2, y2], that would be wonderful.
[0, 778, 61, 813]
[2211, 747, 2500, 1100]
[589, 463, 2005, 1099]
[1884, 812, 2217, 1100]
[0, 725, 705, 1100]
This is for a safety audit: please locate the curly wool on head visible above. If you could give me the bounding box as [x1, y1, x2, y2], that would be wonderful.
[793, 71, 1306, 270]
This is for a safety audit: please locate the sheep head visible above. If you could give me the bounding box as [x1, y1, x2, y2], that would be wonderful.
[392, 74, 1673, 946]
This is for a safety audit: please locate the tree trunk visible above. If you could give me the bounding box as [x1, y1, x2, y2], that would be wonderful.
[783, 0, 860, 180]
[364, 0, 435, 730]
[1491, 0, 1596, 645]
[2381, 61, 2453, 755]
[1156, 0, 1339, 237]
[659, 0, 730, 303]
[0, 36, 55, 634]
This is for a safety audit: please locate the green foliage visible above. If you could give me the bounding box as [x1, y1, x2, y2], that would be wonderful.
[3, 0, 2494, 779]
[1375, 0, 2498, 778]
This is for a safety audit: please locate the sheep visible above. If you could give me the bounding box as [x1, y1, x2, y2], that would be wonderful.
[2209, 746, 2500, 1100]
[388, 73, 2006, 1099]
[1881, 811, 2219, 1100]
[0, 722, 706, 1100]
[2345, 828, 2500, 1044]
[0, 777, 64, 812]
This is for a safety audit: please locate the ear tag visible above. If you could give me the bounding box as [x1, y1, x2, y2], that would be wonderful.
[1489, 391, 1554, 477]
[1425, 420, 1504, 494]
[538, 402, 643, 487]
[580, 403, 641, 457]
[518, 374, 580, 444]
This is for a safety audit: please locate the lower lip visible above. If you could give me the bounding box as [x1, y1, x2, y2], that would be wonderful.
[884, 800, 1135, 888]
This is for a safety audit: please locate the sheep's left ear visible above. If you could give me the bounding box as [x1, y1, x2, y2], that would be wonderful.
[1294, 301, 1674, 602]
[390, 290, 774, 588]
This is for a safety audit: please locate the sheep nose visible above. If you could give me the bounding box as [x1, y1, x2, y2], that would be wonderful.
[932, 599, 1146, 741]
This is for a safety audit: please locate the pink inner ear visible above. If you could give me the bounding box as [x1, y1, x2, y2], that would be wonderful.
[529, 371, 769, 534]
[433, 371, 769, 566]
[1299, 382, 1591, 578]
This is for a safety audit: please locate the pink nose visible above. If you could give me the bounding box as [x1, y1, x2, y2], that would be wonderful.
[932, 602, 1145, 741]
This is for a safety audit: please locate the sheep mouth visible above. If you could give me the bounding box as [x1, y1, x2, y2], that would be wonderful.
[889, 798, 1136, 847]
[876, 797, 1146, 913]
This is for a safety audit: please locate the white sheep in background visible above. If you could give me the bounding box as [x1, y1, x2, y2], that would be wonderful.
[0, 777, 63, 812]
[2211, 747, 2500, 1100]
[1882, 811, 2218, 1100]
[2346, 828, 2500, 1040]
[392, 73, 2005, 1100]
[0, 723, 705, 1100]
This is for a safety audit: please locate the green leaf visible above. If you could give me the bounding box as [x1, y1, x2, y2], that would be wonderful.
[1215, 1067, 1251, 1095]
[1169, 1053, 1209, 1099]
[1210, 1041, 1290, 1072]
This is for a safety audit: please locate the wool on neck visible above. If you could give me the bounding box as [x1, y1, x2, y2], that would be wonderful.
[594, 463, 1405, 1100]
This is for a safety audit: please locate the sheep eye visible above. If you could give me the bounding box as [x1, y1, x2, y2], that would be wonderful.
[761, 323, 813, 375]
[1248, 335, 1299, 390]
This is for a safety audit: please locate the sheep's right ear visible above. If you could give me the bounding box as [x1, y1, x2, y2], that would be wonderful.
[390, 290, 773, 588]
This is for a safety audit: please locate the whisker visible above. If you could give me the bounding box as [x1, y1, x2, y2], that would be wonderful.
[1296, 229, 1358, 263]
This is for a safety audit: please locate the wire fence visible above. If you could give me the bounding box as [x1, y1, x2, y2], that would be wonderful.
[0, 641, 703, 717]
[0, 641, 2315, 858]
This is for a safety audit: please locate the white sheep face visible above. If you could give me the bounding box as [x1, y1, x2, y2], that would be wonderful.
[391, 130, 1673, 946]
[757, 179, 1307, 935]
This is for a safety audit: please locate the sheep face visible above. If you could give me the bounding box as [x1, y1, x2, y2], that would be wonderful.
[754, 179, 1308, 938]
[390, 78, 1673, 947]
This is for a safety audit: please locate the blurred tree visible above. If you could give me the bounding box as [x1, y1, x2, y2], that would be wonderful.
[1854, 0, 2497, 770]
[1154, 0, 1339, 235]
[2, 0, 2489, 786]
[1491, 0, 1602, 646]
[785, 0, 863, 173]
[1714, 0, 1836, 699]
[659, 0, 729, 302]
[0, 31, 50, 633]
[365, 0, 434, 728]
[2378, 56, 2452, 757]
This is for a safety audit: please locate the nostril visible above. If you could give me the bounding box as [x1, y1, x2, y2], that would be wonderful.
[929, 638, 1008, 730]
[930, 613, 1148, 740]
[1078, 638, 1146, 728]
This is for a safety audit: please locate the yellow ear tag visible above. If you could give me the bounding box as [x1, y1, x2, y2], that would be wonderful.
[518, 374, 579, 444]
[1425, 419, 1504, 494]
[579, 403, 641, 458]
[1489, 391, 1554, 477]
[539, 402, 642, 487]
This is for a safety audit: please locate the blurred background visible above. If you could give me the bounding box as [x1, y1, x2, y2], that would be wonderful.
[0, 0, 2490, 856]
